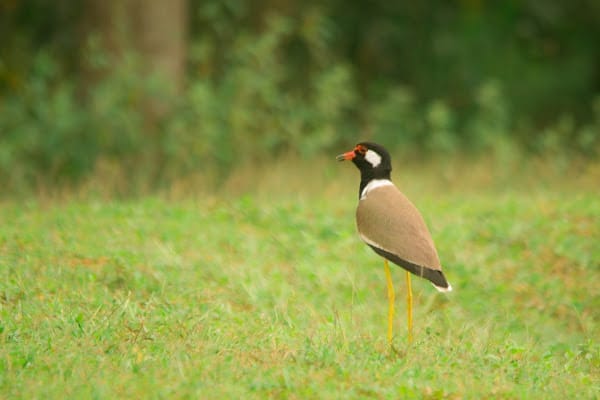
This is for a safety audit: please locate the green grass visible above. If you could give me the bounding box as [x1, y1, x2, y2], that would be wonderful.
[1, 160, 599, 399]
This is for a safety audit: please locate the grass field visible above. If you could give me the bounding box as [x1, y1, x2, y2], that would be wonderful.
[1, 158, 599, 399]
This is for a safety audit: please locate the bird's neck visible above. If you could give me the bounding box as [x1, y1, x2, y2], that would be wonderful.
[359, 171, 391, 199]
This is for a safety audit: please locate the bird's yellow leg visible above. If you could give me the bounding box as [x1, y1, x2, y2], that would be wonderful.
[384, 260, 395, 344]
[406, 270, 413, 343]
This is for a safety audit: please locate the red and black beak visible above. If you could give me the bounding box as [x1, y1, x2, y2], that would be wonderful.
[336, 150, 355, 161]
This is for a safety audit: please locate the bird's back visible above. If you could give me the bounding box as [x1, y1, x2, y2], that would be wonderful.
[356, 184, 442, 271]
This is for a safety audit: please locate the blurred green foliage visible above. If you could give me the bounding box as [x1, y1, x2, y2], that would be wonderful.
[0, 1, 599, 193]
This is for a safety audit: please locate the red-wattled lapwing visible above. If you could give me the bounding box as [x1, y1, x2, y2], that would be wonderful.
[337, 142, 451, 344]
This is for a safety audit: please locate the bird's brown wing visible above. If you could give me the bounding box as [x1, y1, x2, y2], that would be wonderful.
[356, 184, 442, 270]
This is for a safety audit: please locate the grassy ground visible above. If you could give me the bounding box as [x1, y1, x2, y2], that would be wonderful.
[1, 157, 599, 399]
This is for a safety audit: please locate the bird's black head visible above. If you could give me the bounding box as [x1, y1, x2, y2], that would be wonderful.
[336, 142, 393, 195]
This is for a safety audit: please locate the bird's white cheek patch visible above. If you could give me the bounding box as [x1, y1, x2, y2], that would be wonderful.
[364, 149, 382, 167]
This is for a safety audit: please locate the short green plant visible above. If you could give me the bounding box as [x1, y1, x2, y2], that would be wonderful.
[1, 164, 598, 398]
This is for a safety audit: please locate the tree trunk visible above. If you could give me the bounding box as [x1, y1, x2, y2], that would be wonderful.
[80, 0, 187, 118]
[128, 0, 187, 95]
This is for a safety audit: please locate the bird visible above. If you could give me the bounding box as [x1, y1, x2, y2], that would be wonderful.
[336, 142, 451, 344]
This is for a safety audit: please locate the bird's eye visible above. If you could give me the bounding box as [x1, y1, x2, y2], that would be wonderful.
[356, 145, 367, 155]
